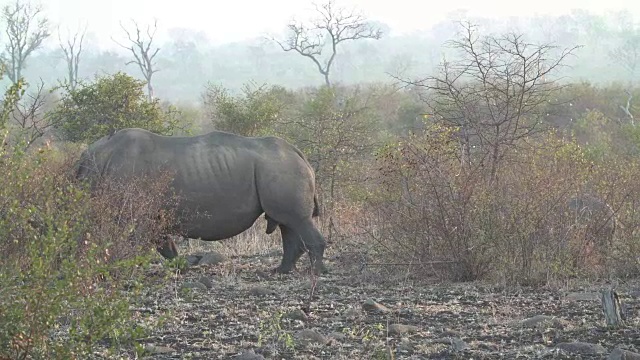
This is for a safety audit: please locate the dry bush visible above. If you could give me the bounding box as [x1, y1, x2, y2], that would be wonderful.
[0, 144, 178, 359]
[0, 147, 179, 269]
[362, 124, 640, 285]
[84, 170, 180, 264]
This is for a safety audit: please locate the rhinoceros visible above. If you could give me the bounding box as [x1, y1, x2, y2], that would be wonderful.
[76, 128, 327, 274]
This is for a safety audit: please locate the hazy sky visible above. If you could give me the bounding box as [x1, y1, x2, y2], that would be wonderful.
[43, 0, 640, 49]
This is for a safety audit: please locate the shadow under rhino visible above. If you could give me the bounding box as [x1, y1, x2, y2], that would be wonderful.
[75, 128, 328, 274]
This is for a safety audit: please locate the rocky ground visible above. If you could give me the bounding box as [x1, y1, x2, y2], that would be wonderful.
[103, 242, 640, 360]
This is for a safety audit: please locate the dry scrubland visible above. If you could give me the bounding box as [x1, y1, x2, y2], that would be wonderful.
[2, 19, 640, 360]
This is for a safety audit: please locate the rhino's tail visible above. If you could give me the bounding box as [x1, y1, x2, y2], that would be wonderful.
[313, 193, 320, 217]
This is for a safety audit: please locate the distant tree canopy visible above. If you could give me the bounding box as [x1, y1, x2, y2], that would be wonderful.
[50, 72, 183, 143]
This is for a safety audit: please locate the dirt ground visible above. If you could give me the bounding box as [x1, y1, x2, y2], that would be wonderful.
[105, 236, 640, 360]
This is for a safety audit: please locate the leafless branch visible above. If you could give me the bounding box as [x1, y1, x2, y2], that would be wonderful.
[392, 21, 579, 181]
[112, 18, 160, 100]
[1, 0, 51, 84]
[272, 0, 382, 87]
[58, 23, 87, 91]
[10, 79, 59, 148]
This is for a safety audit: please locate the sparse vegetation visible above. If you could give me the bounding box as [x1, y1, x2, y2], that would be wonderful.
[2, 2, 640, 358]
[0, 141, 178, 359]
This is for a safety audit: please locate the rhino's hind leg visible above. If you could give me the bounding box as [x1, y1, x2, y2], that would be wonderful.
[274, 220, 327, 275]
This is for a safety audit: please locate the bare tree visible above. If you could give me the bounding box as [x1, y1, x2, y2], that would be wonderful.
[393, 22, 578, 181]
[1, 0, 50, 84]
[273, 0, 382, 87]
[609, 29, 640, 125]
[10, 79, 61, 148]
[58, 24, 87, 91]
[113, 19, 160, 100]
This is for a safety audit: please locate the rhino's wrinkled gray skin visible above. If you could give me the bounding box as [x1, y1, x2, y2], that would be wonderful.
[76, 128, 327, 274]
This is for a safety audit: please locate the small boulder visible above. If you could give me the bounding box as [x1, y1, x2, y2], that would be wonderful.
[451, 338, 470, 352]
[185, 254, 201, 266]
[388, 324, 419, 335]
[520, 315, 564, 329]
[556, 341, 607, 355]
[433, 337, 469, 352]
[285, 309, 308, 321]
[144, 344, 175, 354]
[296, 329, 328, 345]
[609, 348, 640, 360]
[342, 308, 361, 320]
[362, 298, 391, 314]
[328, 332, 346, 341]
[197, 252, 227, 265]
[249, 286, 274, 297]
[198, 276, 214, 289]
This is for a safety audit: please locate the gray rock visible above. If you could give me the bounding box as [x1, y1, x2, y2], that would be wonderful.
[198, 276, 214, 289]
[362, 298, 391, 313]
[249, 286, 275, 297]
[451, 338, 470, 352]
[388, 323, 419, 335]
[185, 254, 201, 266]
[342, 308, 361, 320]
[197, 252, 227, 265]
[433, 337, 469, 352]
[556, 341, 607, 355]
[328, 332, 346, 341]
[285, 309, 307, 321]
[520, 315, 564, 329]
[296, 329, 328, 344]
[144, 344, 175, 354]
[609, 348, 640, 360]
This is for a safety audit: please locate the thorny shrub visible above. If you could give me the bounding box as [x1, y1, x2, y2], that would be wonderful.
[0, 139, 178, 359]
[363, 123, 640, 285]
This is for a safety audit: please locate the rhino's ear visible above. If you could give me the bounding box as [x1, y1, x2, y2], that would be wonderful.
[108, 129, 117, 138]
